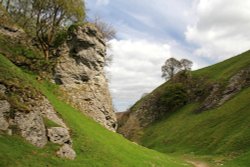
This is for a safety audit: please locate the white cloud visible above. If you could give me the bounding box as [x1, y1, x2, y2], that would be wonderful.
[186, 0, 250, 61]
[106, 39, 172, 111]
[87, 0, 250, 112]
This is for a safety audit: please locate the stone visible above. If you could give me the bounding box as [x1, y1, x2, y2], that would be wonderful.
[14, 111, 47, 147]
[0, 84, 7, 94]
[0, 100, 10, 131]
[7, 129, 12, 135]
[54, 23, 117, 131]
[47, 127, 71, 145]
[56, 144, 76, 160]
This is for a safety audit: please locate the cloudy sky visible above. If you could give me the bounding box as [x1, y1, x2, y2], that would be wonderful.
[85, 0, 250, 112]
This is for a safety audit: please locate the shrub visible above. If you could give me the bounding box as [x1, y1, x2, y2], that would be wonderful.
[158, 83, 188, 112]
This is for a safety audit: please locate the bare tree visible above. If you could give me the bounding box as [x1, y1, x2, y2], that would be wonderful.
[161, 58, 182, 80]
[93, 16, 116, 40]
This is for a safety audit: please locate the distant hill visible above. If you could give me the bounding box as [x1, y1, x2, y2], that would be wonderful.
[117, 51, 250, 167]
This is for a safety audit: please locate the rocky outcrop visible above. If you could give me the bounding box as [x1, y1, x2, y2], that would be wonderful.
[14, 111, 48, 147]
[198, 68, 250, 112]
[218, 68, 250, 105]
[0, 83, 76, 159]
[54, 23, 117, 131]
[117, 92, 164, 141]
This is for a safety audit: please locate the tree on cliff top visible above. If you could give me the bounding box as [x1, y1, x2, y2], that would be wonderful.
[1, 0, 85, 60]
[161, 58, 182, 80]
[180, 58, 193, 71]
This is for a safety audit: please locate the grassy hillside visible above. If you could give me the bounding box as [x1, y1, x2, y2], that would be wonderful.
[0, 54, 192, 167]
[135, 51, 250, 166]
[193, 50, 250, 80]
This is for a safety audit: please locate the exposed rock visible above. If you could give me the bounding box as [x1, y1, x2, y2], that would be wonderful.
[0, 82, 75, 157]
[116, 111, 142, 141]
[197, 84, 221, 112]
[57, 144, 76, 160]
[14, 111, 47, 147]
[117, 94, 162, 141]
[47, 127, 71, 145]
[35, 97, 68, 129]
[218, 68, 250, 105]
[0, 84, 7, 94]
[198, 68, 250, 112]
[0, 100, 10, 131]
[54, 23, 117, 131]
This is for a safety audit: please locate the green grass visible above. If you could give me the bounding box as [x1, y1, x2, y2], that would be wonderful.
[141, 88, 250, 154]
[0, 54, 191, 167]
[136, 51, 250, 166]
[193, 50, 250, 81]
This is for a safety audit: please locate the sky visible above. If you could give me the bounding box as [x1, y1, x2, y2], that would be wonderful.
[85, 0, 250, 112]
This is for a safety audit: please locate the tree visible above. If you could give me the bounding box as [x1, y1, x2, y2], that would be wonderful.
[161, 58, 193, 80]
[161, 58, 182, 80]
[33, 0, 85, 60]
[180, 59, 193, 71]
[1, 0, 85, 60]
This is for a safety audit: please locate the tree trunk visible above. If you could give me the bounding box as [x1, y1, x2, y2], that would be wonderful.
[6, 0, 10, 12]
[40, 43, 50, 61]
[44, 49, 49, 61]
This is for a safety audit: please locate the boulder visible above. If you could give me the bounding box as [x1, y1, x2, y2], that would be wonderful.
[56, 144, 76, 160]
[0, 100, 10, 131]
[47, 127, 71, 145]
[0, 84, 7, 94]
[14, 111, 47, 147]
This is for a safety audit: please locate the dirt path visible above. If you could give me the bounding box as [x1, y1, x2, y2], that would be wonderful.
[186, 159, 210, 167]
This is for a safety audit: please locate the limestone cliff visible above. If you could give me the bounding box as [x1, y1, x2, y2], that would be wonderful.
[54, 23, 117, 131]
[0, 14, 116, 159]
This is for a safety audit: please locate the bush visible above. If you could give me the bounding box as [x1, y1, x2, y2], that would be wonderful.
[158, 83, 188, 112]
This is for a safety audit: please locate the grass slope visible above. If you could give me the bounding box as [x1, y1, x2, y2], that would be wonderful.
[138, 51, 250, 166]
[0, 54, 191, 167]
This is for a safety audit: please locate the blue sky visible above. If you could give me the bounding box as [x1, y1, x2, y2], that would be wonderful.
[85, 0, 250, 111]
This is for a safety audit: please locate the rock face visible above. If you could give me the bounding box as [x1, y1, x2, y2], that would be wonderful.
[116, 94, 162, 141]
[54, 23, 117, 131]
